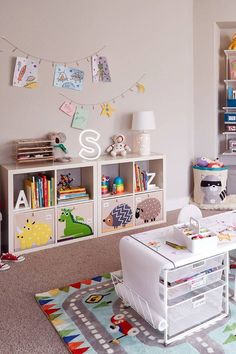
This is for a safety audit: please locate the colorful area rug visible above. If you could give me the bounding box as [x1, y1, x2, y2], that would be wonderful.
[35, 273, 236, 354]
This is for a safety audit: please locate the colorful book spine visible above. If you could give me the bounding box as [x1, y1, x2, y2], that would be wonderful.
[43, 175, 48, 207]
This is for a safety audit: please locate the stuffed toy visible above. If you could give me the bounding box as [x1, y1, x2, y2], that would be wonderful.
[228, 33, 236, 50]
[106, 134, 131, 157]
[48, 132, 72, 162]
[196, 157, 224, 168]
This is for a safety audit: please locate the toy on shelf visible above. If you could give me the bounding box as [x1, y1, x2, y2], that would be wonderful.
[228, 33, 236, 50]
[113, 176, 124, 194]
[57, 173, 74, 190]
[195, 157, 224, 168]
[15, 138, 54, 163]
[105, 134, 131, 157]
[101, 175, 111, 195]
[48, 132, 72, 162]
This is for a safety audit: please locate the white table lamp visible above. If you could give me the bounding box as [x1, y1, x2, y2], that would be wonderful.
[132, 111, 156, 155]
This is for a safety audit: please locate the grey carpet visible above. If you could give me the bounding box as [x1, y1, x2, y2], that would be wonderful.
[0, 209, 219, 354]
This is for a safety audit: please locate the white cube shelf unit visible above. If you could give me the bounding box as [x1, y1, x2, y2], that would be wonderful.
[0, 159, 97, 254]
[97, 153, 166, 236]
[0, 153, 166, 254]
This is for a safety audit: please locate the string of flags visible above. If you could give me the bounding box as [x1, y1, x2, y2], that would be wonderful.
[59, 74, 146, 128]
[0, 35, 146, 127]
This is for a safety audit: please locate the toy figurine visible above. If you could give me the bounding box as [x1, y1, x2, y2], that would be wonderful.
[57, 173, 74, 190]
[106, 134, 131, 157]
[48, 132, 72, 162]
[228, 33, 236, 50]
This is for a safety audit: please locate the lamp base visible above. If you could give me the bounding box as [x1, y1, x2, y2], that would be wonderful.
[134, 132, 151, 156]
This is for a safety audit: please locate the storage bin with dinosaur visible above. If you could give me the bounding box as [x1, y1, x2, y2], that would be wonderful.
[57, 202, 94, 241]
[14, 209, 55, 251]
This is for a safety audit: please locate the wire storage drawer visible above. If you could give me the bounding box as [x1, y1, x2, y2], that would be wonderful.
[162, 268, 224, 300]
[168, 286, 224, 337]
[166, 254, 224, 286]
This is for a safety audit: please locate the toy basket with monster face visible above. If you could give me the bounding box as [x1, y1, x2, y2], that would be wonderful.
[192, 166, 228, 205]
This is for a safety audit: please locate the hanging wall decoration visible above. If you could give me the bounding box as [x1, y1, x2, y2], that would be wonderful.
[92, 55, 111, 82]
[53, 64, 84, 91]
[58, 74, 146, 115]
[13, 56, 39, 88]
[71, 107, 89, 130]
[0, 35, 106, 67]
[59, 100, 76, 117]
[100, 103, 115, 117]
[136, 82, 145, 93]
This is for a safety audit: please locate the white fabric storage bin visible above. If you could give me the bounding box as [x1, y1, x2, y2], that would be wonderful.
[193, 166, 228, 205]
[166, 254, 224, 285]
[168, 286, 224, 337]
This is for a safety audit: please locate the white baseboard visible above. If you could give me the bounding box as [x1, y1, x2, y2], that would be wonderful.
[166, 196, 190, 211]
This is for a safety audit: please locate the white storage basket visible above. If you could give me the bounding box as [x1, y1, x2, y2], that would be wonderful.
[168, 286, 224, 337]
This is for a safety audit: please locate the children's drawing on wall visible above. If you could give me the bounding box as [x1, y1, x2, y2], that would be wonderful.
[53, 64, 84, 90]
[71, 107, 89, 130]
[92, 55, 111, 82]
[13, 57, 39, 88]
[60, 100, 76, 117]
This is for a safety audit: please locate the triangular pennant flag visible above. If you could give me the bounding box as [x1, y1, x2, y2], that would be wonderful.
[71, 347, 90, 354]
[59, 286, 70, 293]
[49, 313, 62, 321]
[35, 295, 51, 301]
[224, 334, 236, 344]
[224, 323, 236, 332]
[80, 279, 92, 286]
[38, 298, 54, 306]
[102, 273, 111, 279]
[100, 103, 115, 118]
[92, 276, 103, 283]
[136, 82, 145, 93]
[42, 303, 56, 311]
[63, 335, 80, 343]
[68, 341, 84, 351]
[59, 329, 76, 338]
[52, 318, 66, 326]
[49, 289, 60, 297]
[44, 308, 60, 316]
[70, 282, 81, 289]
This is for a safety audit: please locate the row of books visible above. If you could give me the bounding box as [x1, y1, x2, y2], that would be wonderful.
[57, 186, 89, 205]
[134, 163, 149, 192]
[24, 175, 54, 209]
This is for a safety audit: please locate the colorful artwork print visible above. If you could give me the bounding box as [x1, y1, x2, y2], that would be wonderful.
[71, 107, 89, 130]
[13, 56, 39, 88]
[58, 208, 93, 238]
[103, 203, 133, 229]
[53, 64, 84, 91]
[60, 100, 76, 117]
[92, 55, 111, 82]
[135, 197, 161, 223]
[16, 218, 53, 250]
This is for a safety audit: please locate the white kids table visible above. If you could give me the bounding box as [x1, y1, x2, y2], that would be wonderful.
[114, 210, 236, 345]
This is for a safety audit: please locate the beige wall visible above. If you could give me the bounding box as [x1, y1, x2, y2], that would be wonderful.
[193, 0, 236, 161]
[0, 0, 194, 209]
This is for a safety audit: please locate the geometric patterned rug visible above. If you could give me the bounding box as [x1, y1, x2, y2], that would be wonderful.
[35, 273, 236, 354]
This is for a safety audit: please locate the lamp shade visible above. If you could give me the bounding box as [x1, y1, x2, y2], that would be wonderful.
[132, 111, 156, 131]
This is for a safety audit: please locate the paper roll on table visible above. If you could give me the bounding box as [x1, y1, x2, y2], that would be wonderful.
[115, 282, 167, 332]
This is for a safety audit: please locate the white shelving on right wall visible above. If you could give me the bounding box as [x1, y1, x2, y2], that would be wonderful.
[222, 50, 236, 155]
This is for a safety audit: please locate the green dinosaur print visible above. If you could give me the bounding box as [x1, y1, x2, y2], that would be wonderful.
[58, 208, 93, 238]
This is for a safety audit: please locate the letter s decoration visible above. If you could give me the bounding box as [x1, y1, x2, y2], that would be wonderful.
[79, 129, 101, 160]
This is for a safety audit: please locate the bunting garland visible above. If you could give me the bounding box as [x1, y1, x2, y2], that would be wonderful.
[59, 74, 146, 109]
[0, 35, 106, 66]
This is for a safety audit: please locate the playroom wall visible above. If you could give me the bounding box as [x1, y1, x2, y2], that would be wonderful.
[0, 0, 194, 210]
[193, 0, 236, 161]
